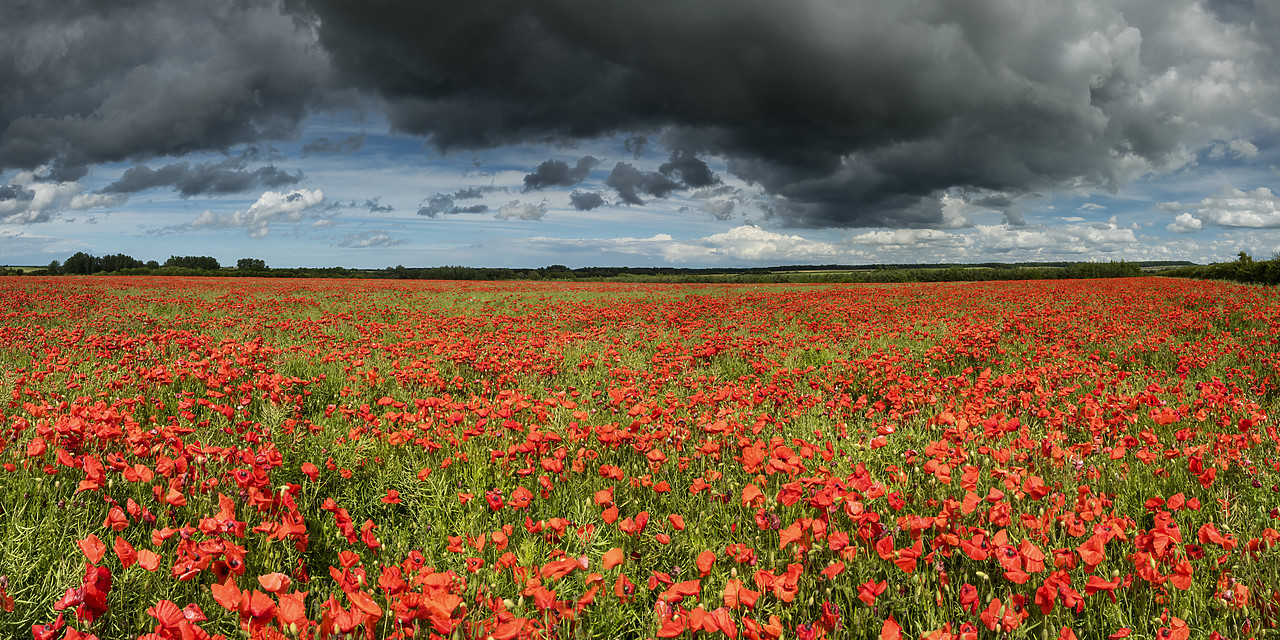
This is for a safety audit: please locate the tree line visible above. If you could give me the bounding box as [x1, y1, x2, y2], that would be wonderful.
[1163, 252, 1280, 286]
[10, 253, 269, 276]
[0, 253, 1169, 283]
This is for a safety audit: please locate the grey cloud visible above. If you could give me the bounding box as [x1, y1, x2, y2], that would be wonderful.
[0, 0, 328, 177]
[101, 158, 302, 197]
[569, 190, 605, 210]
[605, 162, 681, 205]
[623, 135, 648, 158]
[453, 185, 506, 199]
[5, 0, 1278, 230]
[658, 150, 719, 188]
[697, 200, 735, 221]
[416, 192, 490, 217]
[301, 133, 366, 156]
[363, 197, 393, 213]
[287, 0, 1280, 228]
[0, 184, 35, 202]
[523, 156, 598, 191]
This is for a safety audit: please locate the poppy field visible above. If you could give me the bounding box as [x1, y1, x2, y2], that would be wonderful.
[2, 275, 1280, 640]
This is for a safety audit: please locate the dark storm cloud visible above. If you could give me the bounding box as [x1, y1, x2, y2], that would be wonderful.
[522, 156, 598, 191]
[301, 133, 366, 156]
[605, 162, 681, 206]
[0, 0, 327, 178]
[623, 136, 649, 158]
[5, 0, 1279, 229]
[658, 150, 719, 189]
[569, 190, 605, 211]
[287, 0, 1280, 228]
[101, 158, 302, 197]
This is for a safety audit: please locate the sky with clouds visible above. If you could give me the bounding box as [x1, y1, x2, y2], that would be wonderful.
[2, 0, 1280, 269]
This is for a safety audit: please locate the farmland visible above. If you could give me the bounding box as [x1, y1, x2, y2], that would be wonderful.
[1, 276, 1278, 640]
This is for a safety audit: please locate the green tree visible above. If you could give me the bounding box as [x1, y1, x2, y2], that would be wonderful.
[165, 256, 221, 270]
[237, 258, 268, 271]
[63, 252, 97, 275]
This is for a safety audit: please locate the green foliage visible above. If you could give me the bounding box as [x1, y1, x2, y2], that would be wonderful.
[60, 252, 146, 275]
[163, 255, 221, 271]
[1164, 251, 1280, 285]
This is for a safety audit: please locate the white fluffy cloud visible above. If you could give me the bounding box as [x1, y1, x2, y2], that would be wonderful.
[1167, 212, 1204, 233]
[1158, 186, 1280, 230]
[0, 169, 125, 224]
[188, 188, 326, 237]
[525, 221, 1152, 265]
[526, 226, 844, 263]
[849, 228, 972, 248]
[700, 226, 842, 261]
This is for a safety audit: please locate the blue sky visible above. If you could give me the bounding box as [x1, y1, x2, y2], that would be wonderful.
[3, 0, 1280, 269]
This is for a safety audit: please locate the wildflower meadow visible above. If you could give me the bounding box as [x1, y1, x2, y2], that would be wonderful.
[1, 275, 1278, 640]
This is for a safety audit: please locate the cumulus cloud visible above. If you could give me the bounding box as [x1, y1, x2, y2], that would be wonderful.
[525, 220, 1148, 265]
[0, 170, 125, 224]
[848, 228, 973, 248]
[1167, 212, 1204, 233]
[605, 162, 681, 205]
[181, 188, 326, 237]
[523, 156, 597, 191]
[658, 150, 719, 189]
[1159, 186, 1280, 229]
[972, 221, 1139, 254]
[494, 199, 548, 221]
[568, 190, 605, 211]
[1206, 138, 1260, 160]
[701, 226, 841, 261]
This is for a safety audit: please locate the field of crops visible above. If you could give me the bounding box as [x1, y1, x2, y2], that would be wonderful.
[1, 276, 1279, 640]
